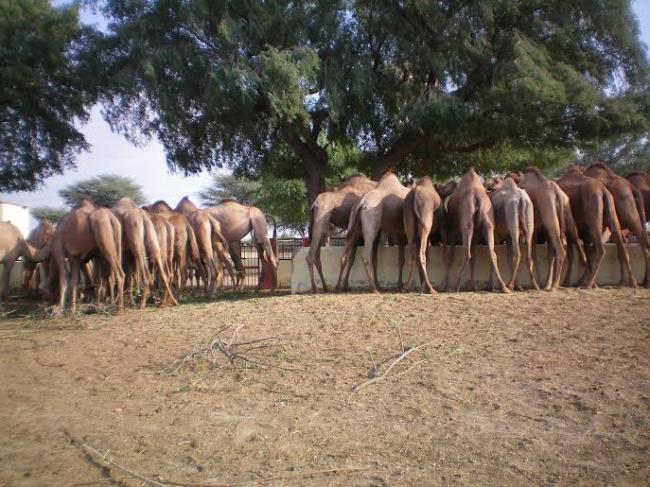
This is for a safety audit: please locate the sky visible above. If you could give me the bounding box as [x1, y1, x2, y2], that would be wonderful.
[4, 1, 650, 215]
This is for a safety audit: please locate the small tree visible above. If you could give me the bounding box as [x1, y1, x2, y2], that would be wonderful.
[30, 206, 67, 223]
[59, 174, 146, 208]
[198, 174, 262, 207]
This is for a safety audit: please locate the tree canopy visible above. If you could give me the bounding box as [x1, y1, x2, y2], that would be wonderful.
[58, 174, 146, 208]
[30, 206, 67, 223]
[0, 0, 99, 191]
[96, 0, 650, 202]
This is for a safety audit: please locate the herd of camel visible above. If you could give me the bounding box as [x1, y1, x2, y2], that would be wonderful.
[307, 162, 650, 294]
[0, 160, 648, 313]
[0, 197, 277, 312]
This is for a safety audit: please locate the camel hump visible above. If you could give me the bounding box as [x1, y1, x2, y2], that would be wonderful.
[218, 198, 240, 204]
[523, 166, 546, 179]
[502, 177, 518, 189]
[417, 176, 434, 186]
[587, 161, 615, 175]
[342, 172, 369, 181]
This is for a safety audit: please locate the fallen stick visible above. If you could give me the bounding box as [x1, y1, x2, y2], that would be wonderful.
[161, 465, 370, 486]
[352, 341, 434, 393]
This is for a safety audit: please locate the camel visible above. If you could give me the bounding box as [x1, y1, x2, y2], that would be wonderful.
[557, 166, 637, 288]
[48, 200, 125, 313]
[147, 201, 200, 292]
[438, 168, 509, 292]
[112, 198, 177, 308]
[306, 173, 377, 292]
[140, 209, 180, 306]
[175, 197, 234, 294]
[486, 176, 538, 290]
[0, 222, 50, 304]
[21, 218, 55, 290]
[626, 171, 650, 225]
[402, 176, 441, 295]
[514, 168, 567, 290]
[336, 172, 410, 293]
[201, 198, 278, 291]
[584, 161, 650, 286]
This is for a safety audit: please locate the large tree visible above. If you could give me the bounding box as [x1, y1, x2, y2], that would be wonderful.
[0, 0, 99, 191]
[58, 174, 146, 208]
[97, 0, 649, 203]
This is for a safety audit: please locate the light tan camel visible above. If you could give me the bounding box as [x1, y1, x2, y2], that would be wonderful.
[49, 200, 124, 313]
[21, 218, 55, 290]
[557, 166, 636, 288]
[147, 201, 200, 291]
[402, 176, 441, 295]
[486, 176, 538, 290]
[438, 168, 509, 293]
[584, 161, 650, 286]
[515, 167, 567, 290]
[141, 209, 179, 306]
[306, 173, 376, 292]
[175, 197, 233, 294]
[113, 197, 180, 308]
[336, 172, 410, 293]
[201, 198, 277, 291]
[0, 222, 50, 304]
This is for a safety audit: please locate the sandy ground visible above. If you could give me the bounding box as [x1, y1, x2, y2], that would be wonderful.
[0, 288, 649, 486]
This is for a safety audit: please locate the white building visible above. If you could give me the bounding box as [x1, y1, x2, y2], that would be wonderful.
[0, 201, 31, 237]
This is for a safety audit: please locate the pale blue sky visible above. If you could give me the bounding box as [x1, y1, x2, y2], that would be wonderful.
[4, 1, 650, 212]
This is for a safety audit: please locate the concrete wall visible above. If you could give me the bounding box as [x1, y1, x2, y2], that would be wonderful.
[0, 203, 30, 238]
[291, 243, 647, 293]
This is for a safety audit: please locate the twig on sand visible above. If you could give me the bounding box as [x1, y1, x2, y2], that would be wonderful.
[352, 341, 434, 393]
[160, 465, 371, 486]
[64, 430, 166, 487]
[65, 430, 368, 487]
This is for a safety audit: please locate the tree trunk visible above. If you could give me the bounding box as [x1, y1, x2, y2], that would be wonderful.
[305, 166, 326, 206]
[372, 132, 422, 180]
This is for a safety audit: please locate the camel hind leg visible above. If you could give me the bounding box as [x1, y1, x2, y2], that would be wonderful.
[483, 222, 509, 293]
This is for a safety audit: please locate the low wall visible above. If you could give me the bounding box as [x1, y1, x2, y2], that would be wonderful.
[291, 243, 647, 293]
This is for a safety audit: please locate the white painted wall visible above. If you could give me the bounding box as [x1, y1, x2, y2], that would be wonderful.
[0, 202, 30, 237]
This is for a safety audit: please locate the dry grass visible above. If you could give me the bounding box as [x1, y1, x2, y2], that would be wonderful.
[0, 287, 649, 486]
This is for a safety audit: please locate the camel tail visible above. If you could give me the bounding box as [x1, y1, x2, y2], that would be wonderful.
[632, 187, 648, 228]
[519, 195, 534, 239]
[108, 213, 122, 260]
[473, 193, 482, 230]
[207, 214, 228, 251]
[553, 185, 566, 239]
[603, 188, 622, 242]
[186, 221, 200, 262]
[346, 201, 362, 235]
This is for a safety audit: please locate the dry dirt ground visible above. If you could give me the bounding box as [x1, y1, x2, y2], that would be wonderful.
[0, 288, 649, 486]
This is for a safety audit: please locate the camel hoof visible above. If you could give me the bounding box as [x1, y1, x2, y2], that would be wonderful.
[501, 286, 511, 293]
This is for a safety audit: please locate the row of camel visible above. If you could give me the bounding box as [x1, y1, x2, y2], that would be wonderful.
[0, 197, 278, 312]
[307, 162, 650, 294]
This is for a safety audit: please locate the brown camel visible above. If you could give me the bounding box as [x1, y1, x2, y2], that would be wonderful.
[402, 176, 441, 295]
[201, 198, 277, 291]
[113, 197, 178, 308]
[147, 200, 200, 291]
[0, 222, 50, 304]
[438, 168, 509, 292]
[306, 173, 376, 292]
[584, 161, 650, 286]
[21, 218, 55, 290]
[515, 167, 567, 290]
[486, 176, 538, 290]
[49, 200, 125, 313]
[336, 172, 410, 293]
[141, 209, 179, 306]
[557, 166, 637, 288]
[626, 171, 650, 225]
[175, 197, 233, 294]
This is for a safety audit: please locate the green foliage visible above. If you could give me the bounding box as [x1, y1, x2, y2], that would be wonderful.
[198, 174, 261, 207]
[96, 0, 649, 200]
[578, 135, 650, 174]
[0, 0, 99, 191]
[58, 174, 146, 208]
[30, 206, 67, 223]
